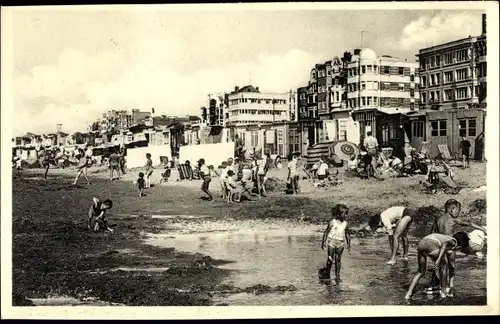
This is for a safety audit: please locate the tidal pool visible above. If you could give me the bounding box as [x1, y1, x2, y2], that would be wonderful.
[146, 232, 486, 306]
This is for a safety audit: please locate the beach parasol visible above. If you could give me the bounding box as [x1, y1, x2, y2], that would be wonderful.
[332, 141, 360, 162]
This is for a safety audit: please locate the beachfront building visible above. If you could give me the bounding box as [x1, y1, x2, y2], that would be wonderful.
[225, 85, 292, 157]
[406, 13, 487, 159]
[346, 48, 420, 152]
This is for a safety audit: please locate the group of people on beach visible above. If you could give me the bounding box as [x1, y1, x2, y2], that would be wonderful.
[321, 199, 486, 301]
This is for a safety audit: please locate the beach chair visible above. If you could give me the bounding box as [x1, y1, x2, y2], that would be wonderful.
[419, 141, 431, 158]
[436, 144, 456, 163]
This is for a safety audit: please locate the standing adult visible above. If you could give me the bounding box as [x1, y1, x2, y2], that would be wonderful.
[198, 158, 213, 201]
[119, 145, 127, 174]
[108, 149, 121, 181]
[73, 145, 92, 186]
[363, 131, 379, 173]
[287, 154, 300, 194]
[459, 136, 471, 168]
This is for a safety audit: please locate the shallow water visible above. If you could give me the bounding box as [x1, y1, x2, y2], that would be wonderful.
[146, 231, 486, 306]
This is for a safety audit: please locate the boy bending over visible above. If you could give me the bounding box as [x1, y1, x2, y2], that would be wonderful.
[404, 232, 470, 301]
[369, 206, 416, 265]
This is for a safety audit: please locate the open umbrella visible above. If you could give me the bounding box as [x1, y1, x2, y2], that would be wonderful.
[332, 141, 360, 162]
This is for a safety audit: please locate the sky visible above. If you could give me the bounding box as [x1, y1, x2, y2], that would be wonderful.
[6, 5, 485, 136]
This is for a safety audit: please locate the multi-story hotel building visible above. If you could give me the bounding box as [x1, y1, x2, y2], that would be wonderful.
[225, 85, 289, 127]
[346, 48, 420, 146]
[417, 14, 487, 110]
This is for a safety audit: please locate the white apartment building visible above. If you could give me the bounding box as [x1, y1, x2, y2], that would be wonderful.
[346, 48, 420, 114]
[226, 85, 290, 127]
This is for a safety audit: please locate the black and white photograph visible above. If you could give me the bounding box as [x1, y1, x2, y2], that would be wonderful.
[1, 1, 498, 319]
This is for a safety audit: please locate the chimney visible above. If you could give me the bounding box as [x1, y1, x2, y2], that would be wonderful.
[235, 86, 240, 92]
[482, 14, 486, 35]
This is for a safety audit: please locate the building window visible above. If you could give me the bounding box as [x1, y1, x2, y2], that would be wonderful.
[367, 97, 372, 105]
[420, 59, 426, 70]
[435, 73, 440, 85]
[361, 65, 366, 74]
[421, 92, 427, 104]
[421, 76, 427, 87]
[366, 65, 373, 73]
[444, 53, 453, 65]
[444, 71, 453, 83]
[410, 89, 415, 97]
[435, 90, 440, 102]
[410, 102, 415, 110]
[459, 118, 477, 137]
[361, 97, 366, 106]
[382, 66, 390, 74]
[430, 75, 435, 86]
[444, 89, 453, 101]
[456, 68, 468, 81]
[398, 67, 404, 75]
[373, 97, 378, 105]
[361, 82, 366, 90]
[456, 49, 468, 62]
[374, 81, 379, 90]
[410, 74, 415, 81]
[430, 56, 436, 68]
[374, 65, 378, 73]
[431, 120, 447, 137]
[412, 121, 424, 137]
[435, 55, 441, 67]
[399, 84, 405, 92]
[455, 87, 468, 99]
[336, 92, 340, 101]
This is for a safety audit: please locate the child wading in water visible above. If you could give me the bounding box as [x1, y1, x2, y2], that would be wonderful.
[404, 232, 470, 301]
[369, 206, 416, 265]
[426, 199, 486, 294]
[321, 204, 351, 282]
[88, 197, 113, 232]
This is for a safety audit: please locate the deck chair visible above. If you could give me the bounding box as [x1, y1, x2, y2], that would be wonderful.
[419, 141, 431, 158]
[436, 144, 456, 163]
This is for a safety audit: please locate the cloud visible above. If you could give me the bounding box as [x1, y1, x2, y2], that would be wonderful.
[12, 47, 322, 136]
[399, 12, 482, 51]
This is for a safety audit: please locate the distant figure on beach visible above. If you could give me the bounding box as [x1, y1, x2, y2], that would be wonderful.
[73, 149, 92, 186]
[287, 154, 300, 194]
[136, 172, 145, 197]
[198, 158, 213, 201]
[321, 204, 351, 282]
[88, 197, 113, 233]
[41, 148, 57, 180]
[226, 170, 242, 203]
[363, 131, 379, 170]
[119, 146, 127, 174]
[145, 153, 153, 188]
[108, 150, 121, 181]
[460, 136, 471, 168]
[369, 206, 416, 265]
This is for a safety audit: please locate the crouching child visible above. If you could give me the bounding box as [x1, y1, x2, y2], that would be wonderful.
[88, 197, 114, 233]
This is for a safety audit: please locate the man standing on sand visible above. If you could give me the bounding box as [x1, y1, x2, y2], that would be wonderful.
[459, 136, 471, 168]
[363, 131, 379, 174]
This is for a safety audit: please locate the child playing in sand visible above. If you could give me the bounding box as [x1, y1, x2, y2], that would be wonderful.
[226, 170, 242, 203]
[135, 172, 145, 197]
[425, 199, 486, 294]
[321, 204, 351, 282]
[145, 153, 153, 188]
[219, 161, 229, 199]
[404, 232, 471, 301]
[88, 197, 114, 233]
[369, 206, 417, 265]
